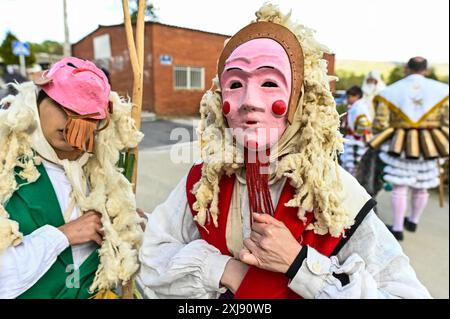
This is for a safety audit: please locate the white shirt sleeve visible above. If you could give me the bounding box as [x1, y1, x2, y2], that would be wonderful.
[288, 211, 431, 299]
[0, 225, 69, 299]
[43, 160, 96, 269]
[137, 175, 232, 299]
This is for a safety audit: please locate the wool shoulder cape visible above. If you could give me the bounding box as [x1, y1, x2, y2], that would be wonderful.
[186, 163, 375, 299]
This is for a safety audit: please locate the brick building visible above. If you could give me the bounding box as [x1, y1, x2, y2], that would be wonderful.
[72, 22, 335, 116]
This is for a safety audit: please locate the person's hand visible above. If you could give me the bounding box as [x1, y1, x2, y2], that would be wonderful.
[58, 210, 104, 246]
[220, 258, 249, 294]
[239, 213, 301, 273]
[136, 208, 147, 231]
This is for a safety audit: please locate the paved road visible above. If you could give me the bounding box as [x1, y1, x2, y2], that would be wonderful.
[139, 119, 197, 149]
[136, 141, 449, 299]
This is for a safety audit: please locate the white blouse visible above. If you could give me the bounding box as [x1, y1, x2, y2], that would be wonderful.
[137, 171, 431, 299]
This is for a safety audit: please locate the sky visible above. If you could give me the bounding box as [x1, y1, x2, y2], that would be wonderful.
[0, 0, 449, 63]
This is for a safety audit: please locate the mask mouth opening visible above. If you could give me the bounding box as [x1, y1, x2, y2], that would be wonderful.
[246, 120, 258, 125]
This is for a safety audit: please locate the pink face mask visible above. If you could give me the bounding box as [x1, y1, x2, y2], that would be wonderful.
[220, 38, 292, 150]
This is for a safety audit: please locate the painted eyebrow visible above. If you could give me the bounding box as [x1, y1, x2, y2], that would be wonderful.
[225, 67, 243, 72]
[223, 66, 288, 87]
[258, 66, 288, 87]
[226, 66, 275, 72]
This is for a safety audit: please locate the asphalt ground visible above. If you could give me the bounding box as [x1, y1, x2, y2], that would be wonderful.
[139, 119, 197, 149]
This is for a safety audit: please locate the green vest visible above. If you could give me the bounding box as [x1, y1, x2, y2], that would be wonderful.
[5, 164, 100, 299]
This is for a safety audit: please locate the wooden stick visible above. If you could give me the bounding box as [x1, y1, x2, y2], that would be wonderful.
[122, 0, 140, 77]
[129, 0, 146, 194]
[136, 0, 145, 69]
[121, 0, 146, 299]
[438, 159, 446, 208]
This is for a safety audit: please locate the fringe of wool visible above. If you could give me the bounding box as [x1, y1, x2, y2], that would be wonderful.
[0, 83, 144, 292]
[193, 3, 350, 238]
[0, 83, 40, 251]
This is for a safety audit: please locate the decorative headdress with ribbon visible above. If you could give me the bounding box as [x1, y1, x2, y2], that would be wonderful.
[193, 3, 353, 238]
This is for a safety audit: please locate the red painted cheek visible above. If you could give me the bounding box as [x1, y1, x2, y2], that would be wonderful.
[223, 101, 231, 115]
[271, 100, 287, 116]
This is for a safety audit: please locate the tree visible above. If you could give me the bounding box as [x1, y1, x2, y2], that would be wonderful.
[387, 65, 405, 84]
[387, 65, 448, 84]
[129, 1, 158, 23]
[335, 70, 365, 91]
[0, 31, 36, 66]
[427, 67, 439, 81]
[30, 40, 63, 55]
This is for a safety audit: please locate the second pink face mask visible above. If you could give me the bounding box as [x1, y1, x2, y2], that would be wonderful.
[220, 38, 292, 150]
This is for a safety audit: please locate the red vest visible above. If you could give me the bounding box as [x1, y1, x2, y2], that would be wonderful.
[186, 164, 344, 299]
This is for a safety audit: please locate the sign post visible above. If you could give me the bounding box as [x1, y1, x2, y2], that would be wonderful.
[19, 55, 26, 77]
[12, 41, 30, 77]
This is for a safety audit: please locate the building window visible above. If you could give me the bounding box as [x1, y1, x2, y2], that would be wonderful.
[93, 34, 112, 60]
[174, 66, 204, 90]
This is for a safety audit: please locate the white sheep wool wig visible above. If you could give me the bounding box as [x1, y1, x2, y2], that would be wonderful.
[0, 81, 144, 293]
[194, 3, 352, 238]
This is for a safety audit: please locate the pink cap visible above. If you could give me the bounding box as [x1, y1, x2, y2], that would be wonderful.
[40, 57, 110, 120]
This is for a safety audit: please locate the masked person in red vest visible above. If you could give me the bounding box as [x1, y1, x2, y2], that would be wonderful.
[0, 57, 144, 298]
[138, 4, 430, 299]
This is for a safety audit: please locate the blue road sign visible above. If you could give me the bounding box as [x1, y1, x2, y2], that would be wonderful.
[12, 41, 30, 56]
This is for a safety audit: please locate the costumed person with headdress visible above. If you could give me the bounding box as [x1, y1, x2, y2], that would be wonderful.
[368, 57, 449, 241]
[362, 70, 386, 118]
[340, 86, 372, 176]
[137, 4, 430, 299]
[0, 57, 144, 298]
[354, 71, 387, 197]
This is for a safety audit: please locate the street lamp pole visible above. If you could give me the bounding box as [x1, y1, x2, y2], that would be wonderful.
[63, 0, 71, 56]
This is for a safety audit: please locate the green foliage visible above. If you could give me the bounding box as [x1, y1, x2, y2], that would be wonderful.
[335, 70, 365, 90]
[336, 60, 449, 86]
[0, 31, 36, 66]
[130, 1, 158, 23]
[337, 65, 449, 89]
[386, 65, 448, 84]
[29, 40, 63, 55]
[387, 65, 405, 84]
[427, 67, 439, 81]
